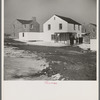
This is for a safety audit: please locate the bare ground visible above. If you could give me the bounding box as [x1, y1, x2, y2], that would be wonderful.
[4, 46, 52, 80]
[4, 38, 96, 80]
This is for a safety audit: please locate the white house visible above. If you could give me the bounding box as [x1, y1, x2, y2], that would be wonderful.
[19, 15, 82, 45]
[43, 15, 82, 34]
[43, 15, 82, 45]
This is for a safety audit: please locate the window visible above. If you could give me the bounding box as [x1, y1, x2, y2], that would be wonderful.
[51, 34, 56, 40]
[78, 25, 80, 30]
[74, 24, 75, 30]
[23, 33, 24, 37]
[30, 24, 33, 29]
[59, 23, 62, 30]
[48, 24, 51, 30]
[23, 24, 26, 28]
[54, 17, 56, 20]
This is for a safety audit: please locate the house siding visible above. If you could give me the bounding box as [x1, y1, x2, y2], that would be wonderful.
[19, 32, 52, 42]
[68, 23, 82, 33]
[29, 21, 40, 32]
[43, 15, 68, 33]
[43, 15, 82, 35]
[12, 21, 24, 38]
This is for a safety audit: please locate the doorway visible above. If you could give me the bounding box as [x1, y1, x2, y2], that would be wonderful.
[69, 34, 75, 45]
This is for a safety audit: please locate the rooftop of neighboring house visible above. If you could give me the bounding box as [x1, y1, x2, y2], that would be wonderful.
[17, 19, 33, 24]
[55, 15, 81, 25]
[89, 23, 96, 27]
[81, 23, 96, 39]
[17, 17, 38, 24]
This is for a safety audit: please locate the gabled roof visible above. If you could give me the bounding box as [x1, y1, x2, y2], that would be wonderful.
[17, 19, 33, 24]
[90, 23, 96, 27]
[55, 15, 81, 25]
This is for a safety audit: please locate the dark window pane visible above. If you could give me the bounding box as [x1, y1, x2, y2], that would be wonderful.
[78, 25, 80, 30]
[23, 33, 24, 37]
[51, 34, 56, 40]
[31, 24, 33, 28]
[48, 24, 51, 30]
[59, 23, 62, 30]
[74, 24, 75, 30]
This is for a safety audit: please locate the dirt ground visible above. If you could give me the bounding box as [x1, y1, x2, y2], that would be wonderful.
[4, 38, 96, 80]
[4, 46, 52, 80]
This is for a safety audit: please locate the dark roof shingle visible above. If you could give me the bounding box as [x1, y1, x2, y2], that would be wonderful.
[17, 19, 33, 24]
[56, 15, 81, 25]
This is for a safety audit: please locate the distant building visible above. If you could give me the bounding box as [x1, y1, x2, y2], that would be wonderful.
[82, 23, 96, 38]
[88, 23, 96, 39]
[82, 24, 90, 43]
[12, 17, 40, 38]
[82, 23, 97, 51]
[89, 23, 97, 51]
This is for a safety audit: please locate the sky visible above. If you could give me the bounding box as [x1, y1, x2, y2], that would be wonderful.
[4, 0, 97, 34]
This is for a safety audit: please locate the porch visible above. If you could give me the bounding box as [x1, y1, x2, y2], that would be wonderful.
[51, 32, 77, 45]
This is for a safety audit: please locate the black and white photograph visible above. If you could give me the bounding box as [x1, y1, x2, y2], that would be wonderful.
[4, 0, 97, 81]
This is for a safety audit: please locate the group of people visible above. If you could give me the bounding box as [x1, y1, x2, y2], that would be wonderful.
[70, 35, 83, 45]
[76, 37, 83, 44]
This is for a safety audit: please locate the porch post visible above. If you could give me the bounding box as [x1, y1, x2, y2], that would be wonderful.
[64, 33, 65, 44]
[56, 33, 57, 42]
[65, 33, 67, 43]
[56, 33, 58, 43]
[55, 33, 57, 43]
[59, 34, 61, 42]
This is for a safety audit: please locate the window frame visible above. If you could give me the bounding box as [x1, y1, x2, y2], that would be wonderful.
[74, 24, 75, 30]
[78, 25, 80, 30]
[59, 23, 62, 30]
[30, 24, 33, 29]
[48, 24, 51, 30]
[51, 34, 56, 40]
[23, 33, 24, 37]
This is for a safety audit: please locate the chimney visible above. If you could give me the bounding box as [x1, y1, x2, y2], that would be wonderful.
[32, 17, 36, 21]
